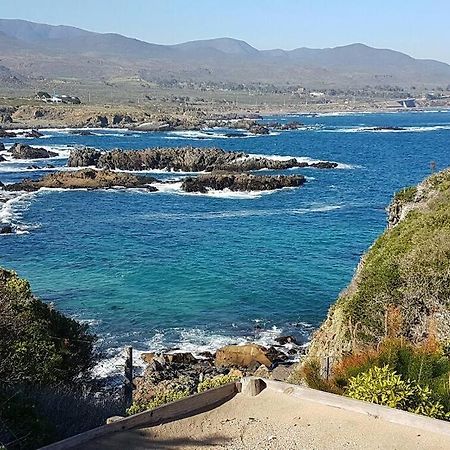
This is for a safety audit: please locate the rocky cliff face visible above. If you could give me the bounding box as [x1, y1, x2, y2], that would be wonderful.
[308, 169, 450, 360]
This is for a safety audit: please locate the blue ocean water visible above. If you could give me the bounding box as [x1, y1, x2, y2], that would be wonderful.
[1, 111, 450, 370]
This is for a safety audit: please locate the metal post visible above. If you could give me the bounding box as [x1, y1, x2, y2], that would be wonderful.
[124, 346, 133, 408]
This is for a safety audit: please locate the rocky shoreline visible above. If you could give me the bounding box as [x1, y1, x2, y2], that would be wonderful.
[132, 341, 303, 406]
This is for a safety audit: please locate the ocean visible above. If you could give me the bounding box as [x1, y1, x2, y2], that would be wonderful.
[1, 110, 450, 376]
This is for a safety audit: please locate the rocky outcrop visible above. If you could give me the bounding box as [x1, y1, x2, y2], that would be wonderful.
[308, 168, 450, 362]
[181, 172, 305, 193]
[5, 169, 158, 192]
[67, 148, 101, 167]
[10, 143, 58, 159]
[215, 344, 274, 368]
[68, 147, 338, 172]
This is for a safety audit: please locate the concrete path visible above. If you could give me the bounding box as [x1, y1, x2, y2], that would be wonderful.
[79, 389, 450, 449]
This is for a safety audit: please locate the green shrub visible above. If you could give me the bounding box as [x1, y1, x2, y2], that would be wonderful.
[0, 268, 96, 385]
[346, 365, 449, 420]
[126, 389, 190, 416]
[197, 374, 240, 393]
[394, 186, 417, 204]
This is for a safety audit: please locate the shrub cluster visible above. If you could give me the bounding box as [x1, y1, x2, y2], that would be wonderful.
[346, 365, 449, 420]
[126, 388, 190, 416]
[197, 374, 240, 393]
[295, 338, 450, 421]
[0, 268, 98, 448]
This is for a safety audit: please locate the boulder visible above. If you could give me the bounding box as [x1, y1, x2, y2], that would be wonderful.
[274, 335, 299, 346]
[133, 121, 174, 132]
[164, 352, 198, 365]
[23, 129, 44, 138]
[0, 143, 6, 151]
[10, 143, 58, 159]
[86, 115, 108, 127]
[215, 344, 273, 368]
[141, 352, 156, 364]
[253, 364, 271, 378]
[0, 224, 13, 234]
[67, 148, 101, 167]
[271, 365, 294, 382]
[0, 155, 6, 162]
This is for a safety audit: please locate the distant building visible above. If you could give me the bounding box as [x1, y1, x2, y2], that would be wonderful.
[398, 98, 416, 108]
[310, 91, 325, 97]
[36, 92, 81, 104]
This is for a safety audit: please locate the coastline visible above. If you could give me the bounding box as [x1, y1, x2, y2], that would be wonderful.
[2, 99, 450, 132]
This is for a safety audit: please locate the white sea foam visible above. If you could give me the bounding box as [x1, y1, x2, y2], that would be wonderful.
[323, 125, 450, 133]
[91, 323, 313, 380]
[151, 181, 287, 199]
[0, 191, 38, 233]
[245, 152, 357, 170]
[143, 204, 342, 221]
[164, 129, 277, 140]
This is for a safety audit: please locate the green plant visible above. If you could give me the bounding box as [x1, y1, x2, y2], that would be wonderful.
[0, 268, 96, 385]
[394, 186, 417, 204]
[126, 389, 190, 416]
[197, 374, 240, 393]
[346, 365, 449, 420]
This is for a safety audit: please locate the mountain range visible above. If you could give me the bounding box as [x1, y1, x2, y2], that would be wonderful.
[0, 18, 449, 89]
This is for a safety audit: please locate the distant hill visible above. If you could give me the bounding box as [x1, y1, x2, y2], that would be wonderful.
[0, 18, 449, 89]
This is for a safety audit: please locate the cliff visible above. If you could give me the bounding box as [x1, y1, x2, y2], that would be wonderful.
[308, 168, 450, 360]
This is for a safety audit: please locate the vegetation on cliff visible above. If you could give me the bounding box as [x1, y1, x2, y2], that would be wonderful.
[0, 268, 107, 448]
[296, 168, 450, 420]
[308, 168, 450, 359]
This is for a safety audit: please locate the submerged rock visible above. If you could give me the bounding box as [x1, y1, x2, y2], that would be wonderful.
[10, 143, 58, 159]
[5, 169, 158, 192]
[181, 172, 306, 193]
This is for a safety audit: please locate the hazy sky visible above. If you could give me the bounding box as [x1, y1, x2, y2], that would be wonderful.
[1, 0, 450, 63]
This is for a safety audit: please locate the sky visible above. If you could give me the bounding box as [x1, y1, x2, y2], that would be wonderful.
[1, 0, 450, 63]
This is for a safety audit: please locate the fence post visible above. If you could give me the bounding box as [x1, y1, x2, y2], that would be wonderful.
[124, 346, 133, 408]
[325, 356, 331, 380]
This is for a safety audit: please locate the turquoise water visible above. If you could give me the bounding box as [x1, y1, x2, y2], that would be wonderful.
[1, 111, 450, 370]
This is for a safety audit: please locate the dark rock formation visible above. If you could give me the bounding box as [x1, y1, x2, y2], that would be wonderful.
[182, 172, 306, 193]
[10, 143, 58, 159]
[68, 147, 338, 172]
[366, 126, 406, 131]
[0, 143, 5, 151]
[274, 335, 299, 345]
[0, 155, 6, 162]
[69, 130, 95, 136]
[25, 129, 44, 138]
[5, 169, 158, 192]
[86, 115, 108, 127]
[67, 148, 101, 167]
[0, 224, 13, 234]
[0, 129, 15, 138]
